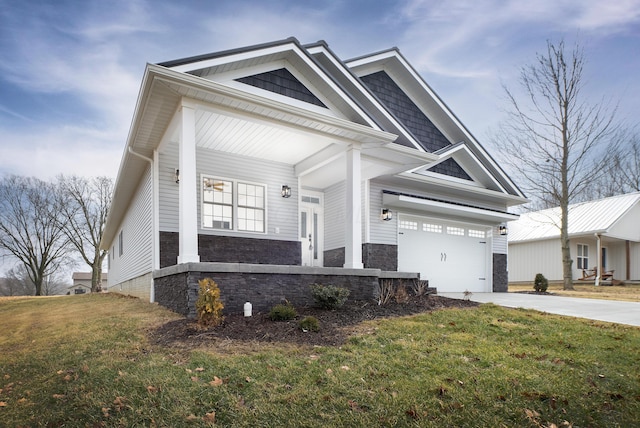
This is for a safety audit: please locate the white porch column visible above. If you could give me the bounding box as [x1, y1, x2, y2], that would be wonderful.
[344, 144, 363, 269]
[178, 99, 200, 264]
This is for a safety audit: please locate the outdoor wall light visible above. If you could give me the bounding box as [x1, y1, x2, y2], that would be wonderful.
[174, 169, 180, 184]
[499, 225, 508, 235]
[281, 185, 292, 198]
[381, 208, 393, 221]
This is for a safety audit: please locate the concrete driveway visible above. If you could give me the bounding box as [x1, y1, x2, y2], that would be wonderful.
[439, 292, 640, 327]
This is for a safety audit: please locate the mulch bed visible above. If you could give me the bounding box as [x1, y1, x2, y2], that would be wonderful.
[149, 295, 479, 349]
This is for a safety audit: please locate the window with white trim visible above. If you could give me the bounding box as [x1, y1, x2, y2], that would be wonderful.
[577, 244, 589, 270]
[237, 182, 265, 232]
[202, 177, 265, 233]
[423, 223, 442, 233]
[399, 220, 418, 230]
[447, 226, 465, 236]
[468, 229, 485, 238]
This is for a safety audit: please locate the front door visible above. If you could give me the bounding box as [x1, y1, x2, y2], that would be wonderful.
[300, 193, 323, 267]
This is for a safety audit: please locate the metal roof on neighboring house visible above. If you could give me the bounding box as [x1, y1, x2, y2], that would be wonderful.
[508, 192, 640, 242]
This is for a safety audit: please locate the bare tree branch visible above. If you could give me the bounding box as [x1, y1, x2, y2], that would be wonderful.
[0, 175, 72, 295]
[57, 175, 113, 292]
[491, 39, 619, 290]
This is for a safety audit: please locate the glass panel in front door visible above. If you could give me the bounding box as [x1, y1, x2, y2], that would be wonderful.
[300, 207, 321, 266]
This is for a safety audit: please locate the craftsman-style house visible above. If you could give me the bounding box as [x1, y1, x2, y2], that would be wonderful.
[101, 38, 526, 317]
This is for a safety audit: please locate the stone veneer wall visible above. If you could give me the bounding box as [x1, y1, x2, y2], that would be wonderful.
[153, 263, 383, 318]
[324, 244, 398, 271]
[492, 253, 508, 292]
[363, 243, 398, 271]
[159, 232, 301, 268]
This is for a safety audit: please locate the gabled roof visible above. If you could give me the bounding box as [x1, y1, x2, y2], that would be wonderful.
[345, 48, 526, 201]
[508, 192, 640, 243]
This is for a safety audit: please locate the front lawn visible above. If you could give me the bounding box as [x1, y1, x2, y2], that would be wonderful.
[1, 294, 639, 427]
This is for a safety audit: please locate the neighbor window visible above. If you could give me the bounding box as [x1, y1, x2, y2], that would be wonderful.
[118, 231, 123, 257]
[202, 176, 265, 233]
[577, 244, 589, 270]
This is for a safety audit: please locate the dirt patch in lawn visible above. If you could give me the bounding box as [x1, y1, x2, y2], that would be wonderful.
[149, 295, 478, 350]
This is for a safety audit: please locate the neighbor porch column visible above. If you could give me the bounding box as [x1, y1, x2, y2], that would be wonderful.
[178, 99, 200, 264]
[344, 144, 363, 269]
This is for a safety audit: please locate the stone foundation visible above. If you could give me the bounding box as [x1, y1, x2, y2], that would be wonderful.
[159, 232, 301, 268]
[153, 263, 413, 318]
[492, 253, 508, 292]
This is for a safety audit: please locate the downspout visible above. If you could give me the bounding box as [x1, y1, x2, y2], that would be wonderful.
[594, 233, 601, 287]
[128, 147, 156, 302]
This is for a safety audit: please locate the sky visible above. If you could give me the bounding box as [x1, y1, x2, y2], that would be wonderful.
[1, 0, 639, 183]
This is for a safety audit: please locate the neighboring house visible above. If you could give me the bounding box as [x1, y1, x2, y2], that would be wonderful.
[508, 192, 640, 284]
[101, 38, 526, 317]
[69, 272, 108, 294]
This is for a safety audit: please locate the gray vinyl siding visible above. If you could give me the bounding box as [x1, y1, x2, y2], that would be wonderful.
[369, 181, 397, 245]
[108, 164, 153, 287]
[324, 181, 345, 251]
[493, 234, 508, 254]
[158, 143, 298, 241]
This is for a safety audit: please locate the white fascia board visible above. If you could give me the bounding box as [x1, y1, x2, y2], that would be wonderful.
[383, 193, 519, 223]
[395, 169, 528, 206]
[102, 63, 158, 249]
[309, 45, 424, 151]
[350, 50, 526, 199]
[431, 143, 509, 194]
[166, 43, 296, 74]
[179, 43, 382, 131]
[151, 65, 398, 145]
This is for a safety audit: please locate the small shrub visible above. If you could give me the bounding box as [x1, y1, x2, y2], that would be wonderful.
[196, 278, 224, 327]
[309, 284, 350, 309]
[268, 302, 297, 321]
[377, 280, 394, 305]
[298, 316, 320, 332]
[534, 273, 549, 292]
[411, 279, 430, 297]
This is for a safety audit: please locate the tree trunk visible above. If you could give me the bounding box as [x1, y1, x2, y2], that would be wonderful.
[91, 262, 103, 293]
[560, 202, 574, 290]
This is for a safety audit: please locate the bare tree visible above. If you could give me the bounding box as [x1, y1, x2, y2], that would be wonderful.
[492, 40, 618, 290]
[0, 175, 72, 295]
[613, 133, 640, 193]
[585, 131, 640, 200]
[58, 175, 113, 292]
[0, 265, 35, 296]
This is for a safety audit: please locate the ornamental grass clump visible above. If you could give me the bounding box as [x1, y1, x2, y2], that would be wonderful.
[196, 277, 224, 327]
[534, 273, 549, 293]
[309, 283, 350, 309]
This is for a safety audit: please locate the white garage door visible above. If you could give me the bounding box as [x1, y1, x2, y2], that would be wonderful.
[398, 216, 489, 292]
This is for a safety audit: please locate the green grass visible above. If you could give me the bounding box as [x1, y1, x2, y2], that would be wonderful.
[1, 294, 639, 427]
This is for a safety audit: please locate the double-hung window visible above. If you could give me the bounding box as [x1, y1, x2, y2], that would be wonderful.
[202, 177, 265, 233]
[577, 244, 589, 270]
